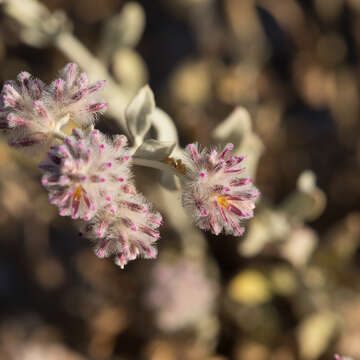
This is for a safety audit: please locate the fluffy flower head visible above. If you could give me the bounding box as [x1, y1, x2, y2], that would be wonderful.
[40, 129, 131, 220]
[0, 71, 53, 147]
[49, 62, 107, 127]
[0, 63, 107, 149]
[82, 193, 162, 268]
[182, 143, 260, 236]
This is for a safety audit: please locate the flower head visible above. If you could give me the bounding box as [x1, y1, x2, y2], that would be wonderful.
[82, 193, 162, 268]
[145, 258, 218, 331]
[0, 71, 53, 147]
[181, 143, 260, 236]
[40, 129, 131, 220]
[49, 62, 107, 127]
[0, 63, 107, 150]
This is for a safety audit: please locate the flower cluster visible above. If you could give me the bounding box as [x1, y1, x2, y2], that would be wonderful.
[181, 143, 260, 236]
[48, 63, 107, 127]
[39, 127, 162, 267]
[82, 193, 162, 268]
[0, 63, 106, 149]
[0, 63, 260, 268]
[40, 128, 132, 220]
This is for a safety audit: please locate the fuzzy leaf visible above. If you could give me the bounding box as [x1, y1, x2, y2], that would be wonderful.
[148, 107, 179, 143]
[133, 139, 176, 161]
[160, 172, 181, 191]
[212, 107, 251, 147]
[126, 85, 155, 144]
[99, 2, 146, 62]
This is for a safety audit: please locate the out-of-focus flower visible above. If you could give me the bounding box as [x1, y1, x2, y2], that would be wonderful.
[20, 343, 86, 360]
[335, 355, 354, 360]
[40, 128, 131, 220]
[146, 258, 218, 331]
[82, 193, 162, 268]
[49, 62, 107, 127]
[0, 63, 107, 150]
[181, 143, 260, 235]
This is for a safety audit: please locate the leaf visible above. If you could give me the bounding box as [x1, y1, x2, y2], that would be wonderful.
[213, 107, 264, 179]
[297, 312, 338, 360]
[148, 107, 179, 143]
[133, 139, 176, 161]
[212, 107, 252, 148]
[159, 173, 181, 191]
[99, 2, 146, 62]
[126, 85, 155, 144]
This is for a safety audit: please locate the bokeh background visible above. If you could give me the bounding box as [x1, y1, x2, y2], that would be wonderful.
[0, 0, 360, 359]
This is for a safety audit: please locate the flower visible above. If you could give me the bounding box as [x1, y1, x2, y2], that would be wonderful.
[82, 193, 162, 268]
[145, 258, 218, 331]
[0, 71, 53, 147]
[335, 356, 353, 360]
[40, 128, 131, 220]
[181, 143, 260, 236]
[0, 63, 107, 149]
[49, 62, 107, 127]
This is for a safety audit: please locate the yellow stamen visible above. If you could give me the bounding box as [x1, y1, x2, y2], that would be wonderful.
[217, 196, 230, 209]
[73, 185, 83, 201]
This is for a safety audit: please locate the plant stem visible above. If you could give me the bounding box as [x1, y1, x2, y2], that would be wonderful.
[56, 113, 70, 129]
[53, 131, 67, 140]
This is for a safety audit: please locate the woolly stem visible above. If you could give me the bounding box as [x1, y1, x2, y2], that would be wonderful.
[56, 113, 70, 130]
[53, 131, 67, 140]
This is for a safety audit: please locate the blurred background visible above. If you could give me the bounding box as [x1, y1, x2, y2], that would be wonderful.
[0, 0, 360, 359]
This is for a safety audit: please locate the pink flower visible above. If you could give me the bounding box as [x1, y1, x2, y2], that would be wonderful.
[0, 63, 107, 149]
[0, 71, 52, 147]
[181, 143, 260, 236]
[40, 129, 131, 220]
[49, 62, 107, 127]
[82, 193, 162, 268]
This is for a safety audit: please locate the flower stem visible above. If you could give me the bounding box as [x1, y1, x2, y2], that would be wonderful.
[53, 131, 67, 140]
[132, 157, 187, 181]
[57, 113, 70, 129]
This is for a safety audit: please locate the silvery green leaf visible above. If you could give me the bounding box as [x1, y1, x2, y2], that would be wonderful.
[212, 107, 251, 147]
[160, 172, 182, 191]
[297, 312, 338, 360]
[126, 85, 155, 145]
[281, 170, 326, 222]
[213, 107, 264, 179]
[99, 2, 145, 62]
[148, 108, 179, 143]
[134, 139, 176, 160]
[113, 48, 148, 94]
[5, 0, 68, 47]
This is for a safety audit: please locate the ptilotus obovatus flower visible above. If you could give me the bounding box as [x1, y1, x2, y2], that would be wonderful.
[0, 71, 51, 147]
[82, 193, 162, 268]
[40, 129, 132, 220]
[181, 143, 260, 236]
[0, 63, 107, 149]
[0, 60, 262, 269]
[49, 62, 107, 127]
